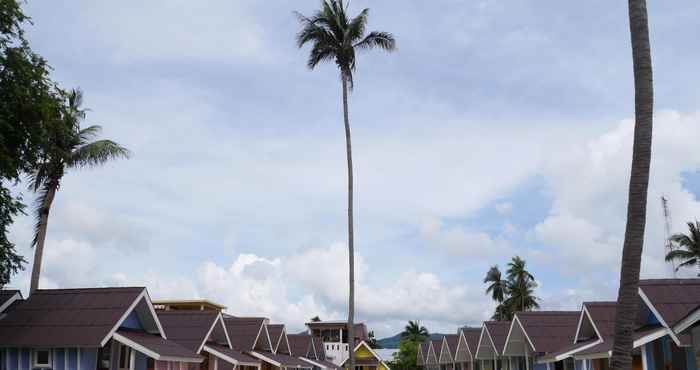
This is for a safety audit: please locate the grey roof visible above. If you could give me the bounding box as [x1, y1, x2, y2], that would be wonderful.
[157, 310, 222, 352]
[117, 329, 203, 362]
[484, 321, 511, 354]
[287, 334, 313, 358]
[205, 343, 261, 365]
[516, 311, 580, 354]
[639, 278, 700, 327]
[254, 351, 313, 368]
[459, 327, 482, 355]
[224, 317, 269, 351]
[0, 287, 145, 347]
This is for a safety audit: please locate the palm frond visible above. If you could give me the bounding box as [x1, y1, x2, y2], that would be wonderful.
[346, 8, 369, 43]
[665, 249, 695, 262]
[354, 31, 396, 51]
[77, 125, 102, 145]
[675, 258, 698, 270]
[69, 140, 130, 169]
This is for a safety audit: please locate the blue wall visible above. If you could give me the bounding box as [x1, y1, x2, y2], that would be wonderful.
[54, 349, 65, 370]
[533, 363, 548, 370]
[120, 311, 143, 331]
[134, 351, 148, 370]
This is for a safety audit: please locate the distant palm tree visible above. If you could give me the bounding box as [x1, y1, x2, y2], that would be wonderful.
[402, 320, 429, 342]
[295, 2, 395, 370]
[310, 315, 322, 322]
[506, 256, 539, 312]
[484, 265, 508, 303]
[29, 89, 129, 294]
[610, 0, 654, 369]
[665, 221, 700, 275]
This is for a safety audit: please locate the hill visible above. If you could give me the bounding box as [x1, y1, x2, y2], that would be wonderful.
[376, 333, 448, 349]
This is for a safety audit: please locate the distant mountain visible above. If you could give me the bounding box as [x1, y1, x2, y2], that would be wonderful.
[376, 333, 448, 349]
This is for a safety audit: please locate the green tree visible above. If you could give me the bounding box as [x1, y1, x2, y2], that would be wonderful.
[610, 0, 654, 369]
[0, 0, 63, 287]
[506, 256, 539, 312]
[28, 89, 129, 294]
[367, 330, 381, 349]
[310, 315, 321, 322]
[390, 338, 419, 370]
[665, 221, 700, 275]
[402, 320, 429, 342]
[484, 257, 539, 320]
[295, 2, 395, 370]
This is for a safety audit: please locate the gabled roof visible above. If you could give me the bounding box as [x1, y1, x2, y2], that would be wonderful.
[417, 342, 426, 365]
[312, 336, 326, 360]
[114, 330, 203, 363]
[224, 316, 272, 351]
[477, 321, 510, 357]
[203, 344, 261, 367]
[250, 351, 313, 369]
[429, 338, 443, 364]
[576, 302, 616, 342]
[287, 333, 314, 358]
[157, 310, 231, 353]
[268, 324, 291, 354]
[638, 278, 700, 344]
[0, 287, 164, 347]
[425, 339, 439, 364]
[513, 311, 579, 354]
[0, 290, 21, 314]
[439, 335, 458, 364]
[459, 327, 481, 359]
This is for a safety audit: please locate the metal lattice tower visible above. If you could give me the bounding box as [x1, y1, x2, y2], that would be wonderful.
[661, 196, 676, 277]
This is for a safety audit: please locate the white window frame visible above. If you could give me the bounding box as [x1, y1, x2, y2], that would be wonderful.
[118, 344, 132, 370]
[33, 350, 52, 369]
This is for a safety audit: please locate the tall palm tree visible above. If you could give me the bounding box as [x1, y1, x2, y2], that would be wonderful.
[28, 89, 129, 294]
[484, 265, 508, 303]
[665, 221, 700, 275]
[402, 320, 429, 342]
[610, 0, 654, 369]
[295, 2, 395, 368]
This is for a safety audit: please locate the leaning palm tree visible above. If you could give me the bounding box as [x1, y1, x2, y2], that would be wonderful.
[402, 320, 429, 342]
[29, 89, 129, 294]
[610, 0, 654, 369]
[295, 2, 395, 368]
[665, 221, 700, 275]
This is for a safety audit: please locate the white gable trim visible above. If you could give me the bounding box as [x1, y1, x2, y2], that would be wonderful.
[203, 345, 259, 367]
[638, 287, 681, 346]
[514, 316, 536, 353]
[218, 314, 233, 349]
[456, 330, 473, 362]
[101, 289, 167, 347]
[674, 306, 700, 334]
[300, 358, 327, 369]
[575, 305, 604, 344]
[349, 341, 391, 370]
[112, 332, 202, 363]
[632, 327, 671, 348]
[249, 352, 280, 368]
[573, 308, 586, 344]
[198, 314, 227, 354]
[551, 339, 602, 362]
[0, 292, 21, 314]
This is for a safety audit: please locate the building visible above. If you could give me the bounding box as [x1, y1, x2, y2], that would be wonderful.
[455, 327, 481, 370]
[305, 321, 368, 366]
[438, 335, 459, 370]
[0, 287, 203, 370]
[152, 300, 227, 312]
[339, 342, 390, 370]
[287, 334, 337, 370]
[475, 321, 510, 370]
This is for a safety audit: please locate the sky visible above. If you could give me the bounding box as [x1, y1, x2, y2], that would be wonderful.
[6, 0, 700, 338]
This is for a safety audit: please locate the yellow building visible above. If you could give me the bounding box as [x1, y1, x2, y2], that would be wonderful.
[341, 341, 391, 370]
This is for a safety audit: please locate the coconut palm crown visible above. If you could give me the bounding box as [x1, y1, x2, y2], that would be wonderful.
[295, 0, 396, 88]
[666, 221, 700, 275]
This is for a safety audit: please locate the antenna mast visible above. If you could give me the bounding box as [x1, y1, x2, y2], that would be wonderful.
[661, 196, 676, 277]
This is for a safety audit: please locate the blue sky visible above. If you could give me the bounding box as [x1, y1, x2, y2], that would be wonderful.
[7, 0, 700, 337]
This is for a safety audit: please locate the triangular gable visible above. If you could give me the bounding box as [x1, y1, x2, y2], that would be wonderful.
[416, 343, 426, 365]
[0, 291, 21, 314]
[344, 341, 391, 370]
[503, 316, 535, 356]
[438, 337, 452, 364]
[638, 287, 682, 346]
[254, 319, 273, 351]
[276, 327, 291, 355]
[104, 288, 166, 346]
[574, 305, 602, 344]
[426, 341, 438, 364]
[475, 325, 494, 359]
[204, 313, 233, 353]
[454, 330, 472, 362]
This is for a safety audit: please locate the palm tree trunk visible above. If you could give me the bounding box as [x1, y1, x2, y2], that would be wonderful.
[29, 182, 57, 295]
[342, 73, 356, 370]
[610, 1, 653, 369]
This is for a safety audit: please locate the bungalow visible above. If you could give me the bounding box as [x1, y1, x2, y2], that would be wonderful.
[426, 339, 441, 370]
[475, 322, 510, 370]
[0, 287, 203, 370]
[438, 335, 458, 370]
[305, 321, 368, 366]
[454, 327, 480, 370]
[287, 334, 336, 370]
[230, 321, 309, 370]
[502, 311, 580, 370]
[155, 310, 260, 370]
[339, 341, 390, 370]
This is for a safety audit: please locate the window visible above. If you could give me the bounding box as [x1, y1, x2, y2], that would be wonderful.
[33, 350, 52, 368]
[118, 345, 132, 370]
